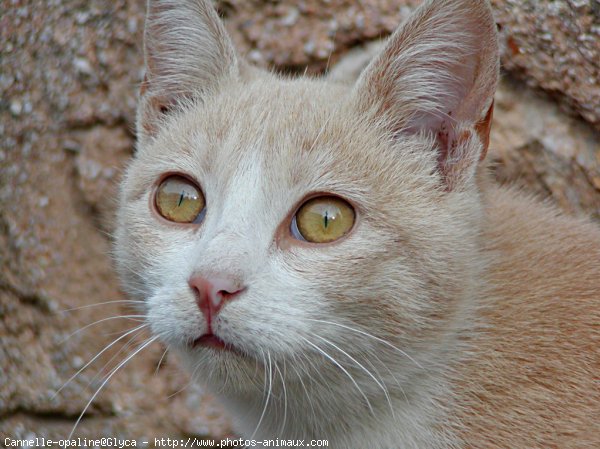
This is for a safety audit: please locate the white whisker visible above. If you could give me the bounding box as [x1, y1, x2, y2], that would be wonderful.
[60, 300, 145, 313]
[307, 318, 424, 370]
[61, 315, 146, 343]
[324, 28, 337, 74]
[67, 335, 158, 440]
[88, 330, 145, 386]
[369, 351, 411, 405]
[53, 324, 148, 399]
[307, 112, 334, 155]
[289, 356, 317, 425]
[274, 360, 288, 436]
[168, 362, 202, 399]
[313, 333, 395, 418]
[251, 350, 272, 440]
[300, 335, 374, 416]
[154, 346, 169, 376]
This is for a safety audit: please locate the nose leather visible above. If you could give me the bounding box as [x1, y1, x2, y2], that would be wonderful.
[188, 275, 244, 332]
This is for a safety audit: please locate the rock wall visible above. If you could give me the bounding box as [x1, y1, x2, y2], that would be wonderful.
[1, 0, 599, 444]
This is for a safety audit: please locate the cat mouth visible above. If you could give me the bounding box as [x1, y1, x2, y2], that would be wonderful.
[192, 333, 242, 355]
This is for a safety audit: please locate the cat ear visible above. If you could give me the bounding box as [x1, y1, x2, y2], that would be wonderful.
[138, 0, 239, 137]
[353, 0, 499, 190]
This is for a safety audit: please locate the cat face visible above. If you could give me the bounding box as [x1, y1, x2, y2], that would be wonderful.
[115, 0, 498, 404]
[119, 79, 467, 381]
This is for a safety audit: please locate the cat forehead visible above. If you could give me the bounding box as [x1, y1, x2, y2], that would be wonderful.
[144, 78, 388, 179]
[196, 77, 354, 147]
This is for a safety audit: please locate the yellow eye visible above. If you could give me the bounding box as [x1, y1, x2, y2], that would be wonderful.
[294, 196, 355, 243]
[155, 175, 205, 223]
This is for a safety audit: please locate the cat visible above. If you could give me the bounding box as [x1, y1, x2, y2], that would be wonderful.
[114, 0, 600, 447]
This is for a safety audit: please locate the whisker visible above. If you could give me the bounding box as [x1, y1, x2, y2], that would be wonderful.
[298, 351, 323, 430]
[60, 315, 147, 343]
[274, 360, 288, 436]
[222, 353, 232, 390]
[53, 324, 148, 399]
[313, 333, 395, 418]
[324, 28, 338, 74]
[288, 356, 317, 425]
[300, 335, 374, 416]
[251, 350, 272, 440]
[60, 300, 145, 313]
[67, 335, 159, 440]
[101, 324, 148, 339]
[307, 318, 424, 370]
[168, 362, 202, 399]
[307, 112, 334, 154]
[369, 351, 411, 405]
[267, 353, 274, 426]
[87, 330, 145, 386]
[154, 346, 169, 376]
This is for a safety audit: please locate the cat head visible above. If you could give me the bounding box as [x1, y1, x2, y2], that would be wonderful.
[116, 0, 498, 408]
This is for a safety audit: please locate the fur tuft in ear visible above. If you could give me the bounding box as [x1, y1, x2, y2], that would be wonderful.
[139, 0, 238, 138]
[354, 0, 499, 190]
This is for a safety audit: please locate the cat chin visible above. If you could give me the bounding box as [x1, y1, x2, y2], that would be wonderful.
[173, 345, 270, 395]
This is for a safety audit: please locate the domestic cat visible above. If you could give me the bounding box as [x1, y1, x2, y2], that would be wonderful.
[115, 0, 600, 447]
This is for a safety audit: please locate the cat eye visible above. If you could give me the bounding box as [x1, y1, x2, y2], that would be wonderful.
[292, 196, 355, 243]
[155, 175, 205, 224]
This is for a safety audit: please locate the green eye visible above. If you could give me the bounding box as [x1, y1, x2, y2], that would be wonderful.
[155, 175, 205, 223]
[293, 196, 355, 243]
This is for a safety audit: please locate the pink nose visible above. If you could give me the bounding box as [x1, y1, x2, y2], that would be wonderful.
[188, 275, 245, 332]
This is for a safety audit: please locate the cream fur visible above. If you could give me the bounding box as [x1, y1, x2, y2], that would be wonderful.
[114, 1, 600, 448]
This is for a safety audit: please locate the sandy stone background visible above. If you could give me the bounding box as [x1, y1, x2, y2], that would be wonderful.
[1, 0, 599, 445]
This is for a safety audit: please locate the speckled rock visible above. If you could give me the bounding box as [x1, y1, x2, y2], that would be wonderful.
[492, 0, 600, 131]
[490, 78, 600, 222]
[219, 0, 418, 71]
[1, 0, 599, 444]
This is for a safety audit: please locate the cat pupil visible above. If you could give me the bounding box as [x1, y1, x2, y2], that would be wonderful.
[324, 211, 329, 228]
[177, 192, 184, 207]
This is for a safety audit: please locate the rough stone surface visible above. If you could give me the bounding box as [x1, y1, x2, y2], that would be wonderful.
[1, 0, 599, 443]
[490, 78, 600, 222]
[491, 0, 600, 131]
[219, 0, 418, 71]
